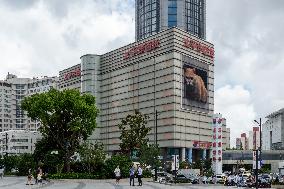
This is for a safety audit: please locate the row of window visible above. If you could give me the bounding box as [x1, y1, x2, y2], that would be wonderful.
[27, 79, 54, 88]
[0, 89, 12, 93]
[15, 84, 25, 89]
[0, 83, 11, 87]
[136, 0, 159, 40]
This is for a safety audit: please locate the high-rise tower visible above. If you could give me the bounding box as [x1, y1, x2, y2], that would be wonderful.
[135, 0, 206, 41]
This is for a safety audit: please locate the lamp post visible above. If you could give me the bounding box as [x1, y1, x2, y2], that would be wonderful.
[154, 110, 158, 181]
[254, 118, 262, 189]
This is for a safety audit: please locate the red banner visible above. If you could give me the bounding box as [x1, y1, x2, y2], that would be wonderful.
[123, 39, 160, 60]
[64, 68, 81, 80]
[184, 37, 214, 59]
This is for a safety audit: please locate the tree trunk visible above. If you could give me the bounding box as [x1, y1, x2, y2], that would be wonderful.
[64, 154, 71, 172]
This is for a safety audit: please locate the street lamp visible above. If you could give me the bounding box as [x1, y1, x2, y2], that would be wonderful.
[254, 118, 262, 189]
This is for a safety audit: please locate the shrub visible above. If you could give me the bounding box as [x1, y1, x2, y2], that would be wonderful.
[104, 155, 132, 178]
[49, 173, 99, 179]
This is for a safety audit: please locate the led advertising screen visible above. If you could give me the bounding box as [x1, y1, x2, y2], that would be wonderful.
[182, 56, 209, 112]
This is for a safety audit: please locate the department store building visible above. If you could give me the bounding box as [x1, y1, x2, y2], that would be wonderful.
[59, 28, 230, 162]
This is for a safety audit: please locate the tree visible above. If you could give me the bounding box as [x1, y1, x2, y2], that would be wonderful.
[33, 137, 60, 163]
[78, 141, 106, 173]
[139, 144, 161, 169]
[104, 155, 132, 178]
[21, 89, 99, 172]
[118, 110, 151, 155]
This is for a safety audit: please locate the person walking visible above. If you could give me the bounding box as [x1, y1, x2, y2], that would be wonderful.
[26, 169, 33, 185]
[129, 165, 135, 186]
[137, 165, 143, 186]
[114, 166, 121, 185]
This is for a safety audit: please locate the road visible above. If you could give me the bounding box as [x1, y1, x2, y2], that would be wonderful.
[0, 176, 271, 189]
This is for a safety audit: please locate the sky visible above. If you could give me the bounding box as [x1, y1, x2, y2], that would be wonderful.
[0, 0, 284, 147]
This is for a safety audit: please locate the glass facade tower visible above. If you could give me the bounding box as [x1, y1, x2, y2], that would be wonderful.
[135, 0, 206, 41]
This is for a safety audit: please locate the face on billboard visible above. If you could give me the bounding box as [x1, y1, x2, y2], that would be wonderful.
[182, 56, 209, 112]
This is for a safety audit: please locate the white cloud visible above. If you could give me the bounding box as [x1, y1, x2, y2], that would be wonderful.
[0, 0, 135, 78]
[1, 0, 284, 150]
[215, 85, 257, 147]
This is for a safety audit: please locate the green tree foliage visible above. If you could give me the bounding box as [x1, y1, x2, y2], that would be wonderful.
[139, 144, 160, 169]
[78, 141, 106, 173]
[33, 137, 64, 174]
[33, 137, 61, 163]
[17, 154, 36, 176]
[0, 154, 35, 176]
[179, 161, 191, 169]
[118, 110, 150, 155]
[192, 158, 212, 175]
[21, 89, 99, 172]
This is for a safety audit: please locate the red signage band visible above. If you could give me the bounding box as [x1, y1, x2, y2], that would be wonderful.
[183, 37, 214, 59]
[193, 141, 212, 148]
[64, 68, 81, 80]
[123, 39, 160, 60]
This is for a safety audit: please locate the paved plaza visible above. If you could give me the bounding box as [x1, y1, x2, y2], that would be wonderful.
[0, 176, 275, 189]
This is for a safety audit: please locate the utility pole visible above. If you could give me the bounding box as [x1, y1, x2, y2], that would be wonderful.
[5, 132, 8, 156]
[254, 118, 262, 160]
[154, 110, 158, 181]
[255, 149, 259, 189]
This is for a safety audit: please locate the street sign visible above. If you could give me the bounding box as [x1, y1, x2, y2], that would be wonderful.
[171, 155, 179, 171]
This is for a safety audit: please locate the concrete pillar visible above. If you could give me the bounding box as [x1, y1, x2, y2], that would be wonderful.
[187, 148, 192, 163]
[202, 149, 206, 160]
[209, 149, 213, 158]
[181, 147, 186, 162]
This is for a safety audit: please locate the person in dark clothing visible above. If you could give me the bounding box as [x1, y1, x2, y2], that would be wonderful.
[137, 165, 143, 186]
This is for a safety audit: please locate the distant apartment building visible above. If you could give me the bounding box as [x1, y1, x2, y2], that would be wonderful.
[263, 108, 284, 150]
[220, 118, 230, 150]
[0, 81, 12, 132]
[0, 73, 57, 155]
[241, 133, 248, 150]
[248, 127, 260, 150]
[0, 130, 41, 156]
[2, 73, 58, 131]
[236, 138, 241, 149]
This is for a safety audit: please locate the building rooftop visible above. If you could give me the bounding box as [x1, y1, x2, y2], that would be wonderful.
[266, 108, 284, 118]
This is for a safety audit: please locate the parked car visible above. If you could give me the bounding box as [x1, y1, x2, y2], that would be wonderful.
[215, 174, 226, 184]
[157, 172, 168, 183]
[261, 174, 272, 182]
[174, 174, 191, 183]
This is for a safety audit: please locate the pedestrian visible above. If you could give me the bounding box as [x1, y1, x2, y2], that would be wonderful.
[203, 175, 207, 184]
[114, 166, 121, 185]
[137, 165, 143, 186]
[36, 167, 43, 185]
[212, 175, 217, 184]
[129, 165, 135, 186]
[26, 168, 33, 185]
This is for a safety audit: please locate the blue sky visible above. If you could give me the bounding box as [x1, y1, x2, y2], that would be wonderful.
[0, 0, 284, 146]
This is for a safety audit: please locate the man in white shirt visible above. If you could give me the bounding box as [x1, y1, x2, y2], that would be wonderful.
[137, 165, 143, 186]
[114, 166, 121, 185]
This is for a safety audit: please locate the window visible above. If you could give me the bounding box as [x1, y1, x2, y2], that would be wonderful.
[168, 0, 177, 27]
[185, 0, 205, 39]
